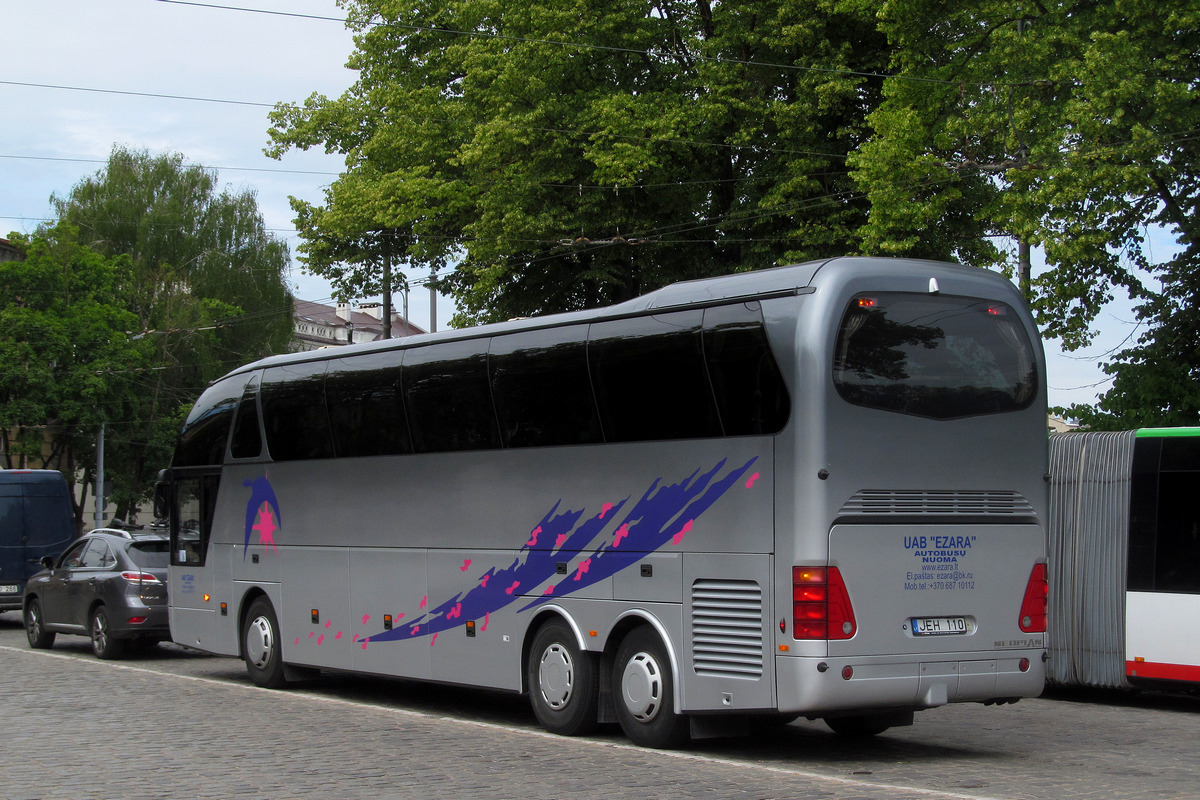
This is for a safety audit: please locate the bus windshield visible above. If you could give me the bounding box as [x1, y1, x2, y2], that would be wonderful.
[833, 292, 1038, 420]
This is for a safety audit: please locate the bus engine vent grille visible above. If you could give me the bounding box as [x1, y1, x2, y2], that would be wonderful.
[839, 490, 1035, 519]
[690, 579, 764, 679]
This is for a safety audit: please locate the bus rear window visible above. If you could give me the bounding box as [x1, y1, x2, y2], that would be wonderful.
[833, 292, 1037, 420]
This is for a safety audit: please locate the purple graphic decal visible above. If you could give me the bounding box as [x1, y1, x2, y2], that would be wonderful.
[358, 456, 758, 646]
[242, 474, 282, 559]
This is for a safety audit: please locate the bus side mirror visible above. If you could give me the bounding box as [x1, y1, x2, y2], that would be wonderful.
[153, 480, 170, 520]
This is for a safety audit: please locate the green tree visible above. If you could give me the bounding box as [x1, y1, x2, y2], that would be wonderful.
[49, 147, 296, 519]
[0, 226, 146, 525]
[268, 0, 889, 324]
[851, 0, 1200, 363]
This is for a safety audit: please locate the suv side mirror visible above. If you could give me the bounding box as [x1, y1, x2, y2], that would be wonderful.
[41, 555, 55, 570]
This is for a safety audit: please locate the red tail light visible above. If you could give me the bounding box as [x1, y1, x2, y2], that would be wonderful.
[121, 571, 161, 585]
[1018, 563, 1048, 633]
[793, 566, 857, 640]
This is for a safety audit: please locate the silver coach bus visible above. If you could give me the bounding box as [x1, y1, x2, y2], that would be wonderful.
[160, 257, 1048, 748]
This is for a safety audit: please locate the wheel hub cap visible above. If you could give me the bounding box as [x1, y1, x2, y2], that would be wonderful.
[537, 643, 574, 710]
[620, 651, 663, 722]
[246, 616, 274, 669]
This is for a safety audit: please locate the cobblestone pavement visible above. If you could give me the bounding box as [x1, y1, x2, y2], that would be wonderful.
[1, 614, 1196, 800]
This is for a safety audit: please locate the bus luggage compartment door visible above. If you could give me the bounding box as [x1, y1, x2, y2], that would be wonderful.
[827, 523, 1045, 660]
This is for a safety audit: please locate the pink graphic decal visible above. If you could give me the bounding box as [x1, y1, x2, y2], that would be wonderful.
[446, 603, 462, 620]
[505, 581, 520, 595]
[419, 595, 428, 609]
[613, 524, 630, 547]
[481, 612, 490, 632]
[479, 574, 490, 588]
[316, 634, 325, 645]
[335, 631, 343, 640]
[325, 621, 332, 628]
[543, 584, 555, 596]
[573, 558, 591, 581]
[308, 632, 315, 639]
[410, 624, 421, 635]
[294, 638, 300, 645]
[430, 633, 438, 646]
[396, 612, 405, 620]
[555, 533, 568, 549]
[600, 502, 613, 519]
[745, 472, 760, 489]
[361, 639, 369, 650]
[526, 526, 542, 546]
[252, 502, 279, 554]
[353, 634, 360, 643]
[461, 558, 472, 571]
[672, 519, 694, 545]
[361, 614, 371, 625]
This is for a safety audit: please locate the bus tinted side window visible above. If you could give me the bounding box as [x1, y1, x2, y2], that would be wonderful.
[1151, 437, 1200, 593]
[404, 341, 500, 453]
[229, 375, 263, 460]
[174, 376, 247, 467]
[589, 310, 722, 442]
[490, 326, 602, 448]
[261, 362, 334, 461]
[702, 303, 790, 436]
[326, 352, 412, 457]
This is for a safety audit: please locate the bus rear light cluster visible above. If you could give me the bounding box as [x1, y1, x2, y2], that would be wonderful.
[792, 566, 857, 640]
[1018, 563, 1048, 633]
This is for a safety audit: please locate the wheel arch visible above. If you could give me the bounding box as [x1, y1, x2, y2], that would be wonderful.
[520, 605, 587, 695]
[603, 610, 683, 714]
[236, 586, 272, 660]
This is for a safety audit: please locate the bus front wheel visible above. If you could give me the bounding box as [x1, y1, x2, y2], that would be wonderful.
[243, 597, 287, 689]
[612, 626, 689, 748]
[527, 619, 599, 736]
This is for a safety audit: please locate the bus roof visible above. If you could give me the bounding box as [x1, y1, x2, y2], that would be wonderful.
[220, 256, 1008, 380]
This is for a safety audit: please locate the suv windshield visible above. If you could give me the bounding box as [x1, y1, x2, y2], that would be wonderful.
[833, 292, 1037, 420]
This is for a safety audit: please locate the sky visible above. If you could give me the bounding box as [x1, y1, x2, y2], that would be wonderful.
[2, 0, 1165, 412]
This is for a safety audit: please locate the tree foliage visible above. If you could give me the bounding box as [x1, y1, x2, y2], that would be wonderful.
[38, 147, 296, 518]
[851, 0, 1200, 362]
[268, 0, 889, 324]
[0, 226, 146, 524]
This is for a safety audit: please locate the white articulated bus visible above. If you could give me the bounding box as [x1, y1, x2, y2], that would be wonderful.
[160, 257, 1048, 747]
[1049, 427, 1200, 689]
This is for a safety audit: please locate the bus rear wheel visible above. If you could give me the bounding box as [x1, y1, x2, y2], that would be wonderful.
[243, 597, 287, 689]
[612, 626, 689, 749]
[527, 619, 598, 736]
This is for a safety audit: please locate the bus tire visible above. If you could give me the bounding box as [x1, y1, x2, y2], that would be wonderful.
[90, 605, 127, 660]
[24, 598, 55, 649]
[243, 597, 287, 689]
[527, 618, 599, 736]
[612, 626, 689, 749]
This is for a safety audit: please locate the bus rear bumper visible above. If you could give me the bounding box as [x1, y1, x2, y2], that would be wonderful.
[775, 650, 1046, 715]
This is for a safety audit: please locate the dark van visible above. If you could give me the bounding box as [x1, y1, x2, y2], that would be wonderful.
[0, 470, 76, 611]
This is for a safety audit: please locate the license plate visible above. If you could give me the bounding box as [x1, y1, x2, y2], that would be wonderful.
[0, 584, 18, 595]
[911, 616, 969, 635]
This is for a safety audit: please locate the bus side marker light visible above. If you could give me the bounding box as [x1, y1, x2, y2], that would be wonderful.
[778, 644, 789, 652]
[220, 602, 227, 617]
[384, 615, 393, 631]
[202, 594, 210, 602]
[465, 620, 476, 638]
[311, 609, 320, 624]
[589, 630, 598, 637]
[1018, 658, 1030, 673]
[842, 666, 854, 680]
